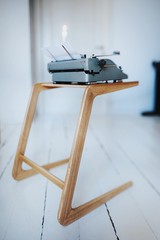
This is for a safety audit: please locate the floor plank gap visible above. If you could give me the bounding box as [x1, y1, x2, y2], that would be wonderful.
[0, 154, 13, 180]
[105, 203, 120, 240]
[40, 181, 48, 240]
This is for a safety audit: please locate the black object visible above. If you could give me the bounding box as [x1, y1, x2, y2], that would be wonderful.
[142, 61, 160, 116]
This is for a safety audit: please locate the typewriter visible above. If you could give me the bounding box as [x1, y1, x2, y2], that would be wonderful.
[47, 47, 128, 84]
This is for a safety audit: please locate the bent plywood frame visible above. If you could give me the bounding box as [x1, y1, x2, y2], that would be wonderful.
[12, 81, 138, 225]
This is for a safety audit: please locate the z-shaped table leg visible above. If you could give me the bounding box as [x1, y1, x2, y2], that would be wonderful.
[58, 84, 134, 225]
[12, 81, 138, 225]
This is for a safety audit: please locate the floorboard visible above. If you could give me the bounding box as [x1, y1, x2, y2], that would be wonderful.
[0, 115, 160, 240]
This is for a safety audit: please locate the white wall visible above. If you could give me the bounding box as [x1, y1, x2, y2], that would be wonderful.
[49, 0, 112, 55]
[0, 0, 31, 123]
[110, 0, 160, 114]
[1, 0, 160, 123]
[35, 0, 113, 118]
[37, 0, 160, 117]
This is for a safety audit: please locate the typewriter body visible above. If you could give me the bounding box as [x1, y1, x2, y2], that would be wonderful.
[48, 53, 128, 84]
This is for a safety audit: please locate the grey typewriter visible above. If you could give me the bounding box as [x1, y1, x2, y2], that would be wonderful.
[47, 50, 128, 84]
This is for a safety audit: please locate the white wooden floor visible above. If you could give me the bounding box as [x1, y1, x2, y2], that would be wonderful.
[0, 114, 160, 240]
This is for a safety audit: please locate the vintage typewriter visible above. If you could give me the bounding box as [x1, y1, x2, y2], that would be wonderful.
[47, 46, 128, 84]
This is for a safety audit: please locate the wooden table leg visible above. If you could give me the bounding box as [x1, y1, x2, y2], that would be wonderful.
[58, 86, 134, 225]
[12, 83, 63, 181]
[12, 81, 138, 226]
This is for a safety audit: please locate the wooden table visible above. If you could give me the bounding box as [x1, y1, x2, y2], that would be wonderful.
[12, 81, 138, 225]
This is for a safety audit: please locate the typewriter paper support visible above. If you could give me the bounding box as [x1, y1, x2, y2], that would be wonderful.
[12, 81, 138, 226]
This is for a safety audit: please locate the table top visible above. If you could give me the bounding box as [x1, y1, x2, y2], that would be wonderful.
[35, 81, 139, 97]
